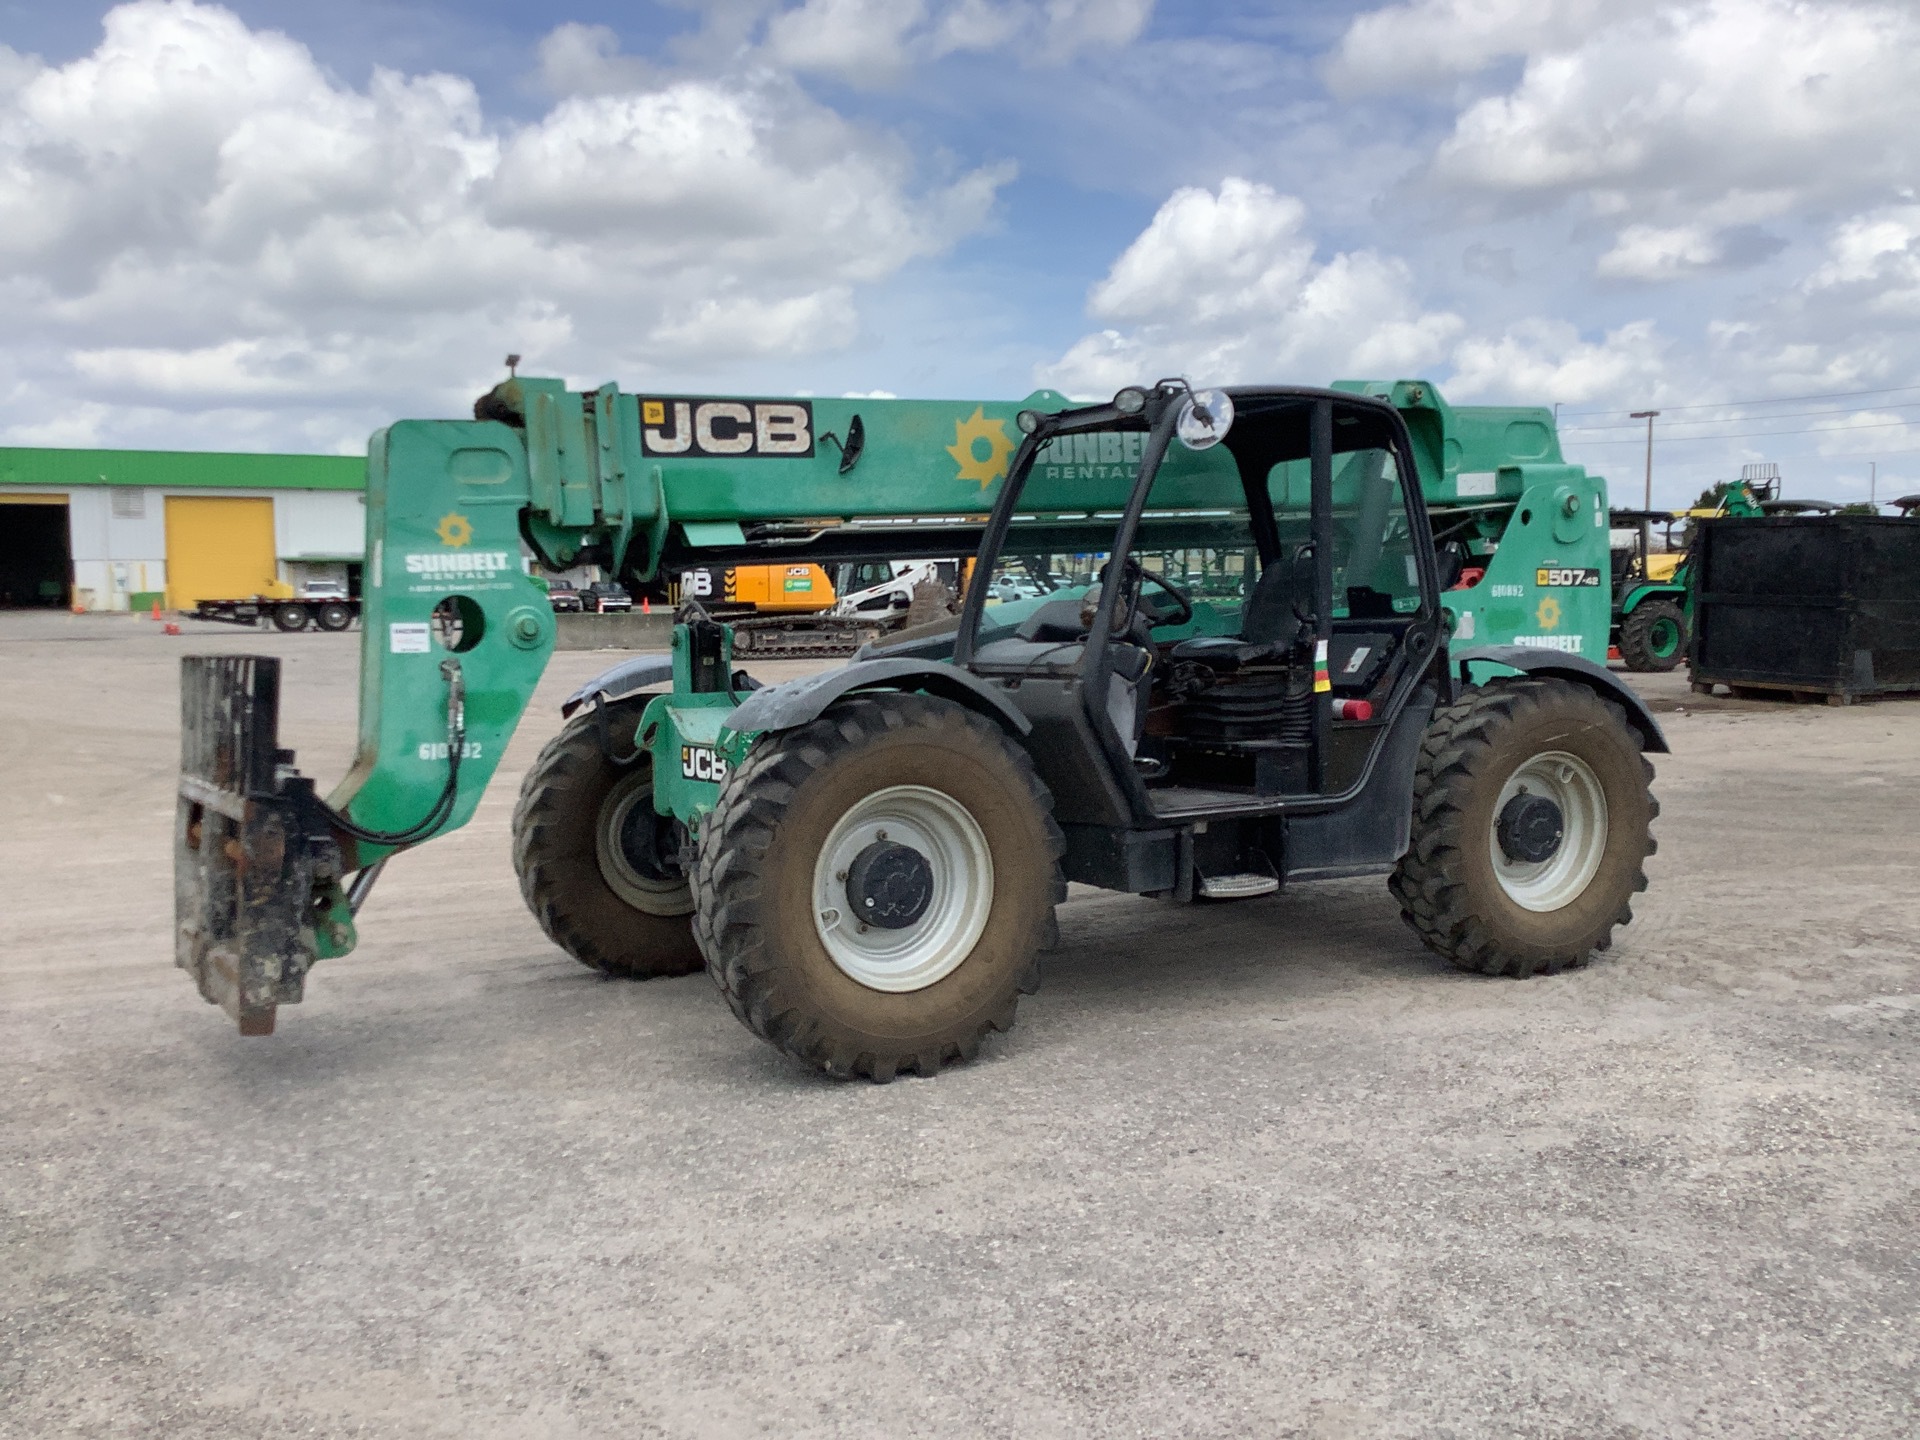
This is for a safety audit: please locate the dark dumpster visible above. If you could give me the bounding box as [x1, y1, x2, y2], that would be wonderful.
[1690, 515, 1920, 702]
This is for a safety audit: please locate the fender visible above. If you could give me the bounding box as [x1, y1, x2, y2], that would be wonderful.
[560, 655, 676, 717]
[1455, 645, 1669, 753]
[724, 657, 1032, 738]
[560, 653, 768, 717]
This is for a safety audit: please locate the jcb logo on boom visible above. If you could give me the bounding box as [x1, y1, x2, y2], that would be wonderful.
[681, 745, 728, 783]
[641, 399, 814, 459]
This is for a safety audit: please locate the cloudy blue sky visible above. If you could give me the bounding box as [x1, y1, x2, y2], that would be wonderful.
[0, 0, 1916, 507]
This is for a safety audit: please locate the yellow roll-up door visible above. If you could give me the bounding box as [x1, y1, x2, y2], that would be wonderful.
[165, 497, 278, 608]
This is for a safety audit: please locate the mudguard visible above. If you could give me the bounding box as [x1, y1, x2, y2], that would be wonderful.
[560, 656, 676, 717]
[1455, 644, 1670, 753]
[724, 657, 1032, 738]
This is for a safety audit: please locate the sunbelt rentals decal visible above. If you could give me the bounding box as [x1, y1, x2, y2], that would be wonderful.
[402, 511, 517, 592]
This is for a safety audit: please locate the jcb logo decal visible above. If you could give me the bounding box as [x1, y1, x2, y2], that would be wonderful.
[681, 745, 728, 783]
[642, 399, 813, 459]
[1535, 567, 1602, 588]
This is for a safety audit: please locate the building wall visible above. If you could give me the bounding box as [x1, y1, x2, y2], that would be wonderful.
[274, 489, 365, 566]
[2, 482, 371, 610]
[64, 487, 166, 611]
[0, 445, 365, 611]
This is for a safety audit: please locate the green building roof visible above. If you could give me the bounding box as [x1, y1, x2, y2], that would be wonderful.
[0, 447, 364, 491]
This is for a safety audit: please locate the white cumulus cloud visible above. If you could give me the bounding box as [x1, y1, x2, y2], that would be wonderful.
[1038, 178, 1465, 396]
[1446, 319, 1669, 404]
[1425, 0, 1920, 226]
[1326, 0, 1656, 96]
[0, 1, 1013, 449]
[764, 0, 1153, 85]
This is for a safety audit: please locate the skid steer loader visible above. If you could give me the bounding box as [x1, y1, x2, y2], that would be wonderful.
[175, 373, 1663, 1079]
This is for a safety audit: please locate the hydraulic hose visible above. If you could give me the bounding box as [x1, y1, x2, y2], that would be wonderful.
[325, 659, 467, 847]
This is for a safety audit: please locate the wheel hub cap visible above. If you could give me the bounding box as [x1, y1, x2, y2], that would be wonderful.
[618, 797, 676, 881]
[813, 784, 994, 993]
[1497, 792, 1565, 864]
[1487, 751, 1609, 913]
[844, 840, 934, 929]
[594, 768, 694, 917]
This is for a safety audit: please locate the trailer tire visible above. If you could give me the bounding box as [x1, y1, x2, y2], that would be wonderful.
[315, 601, 354, 632]
[1618, 597, 1687, 672]
[271, 602, 309, 632]
[1389, 677, 1657, 979]
[693, 693, 1064, 1081]
[512, 701, 703, 980]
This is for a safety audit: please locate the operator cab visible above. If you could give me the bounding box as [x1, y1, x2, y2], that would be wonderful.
[952, 382, 1444, 864]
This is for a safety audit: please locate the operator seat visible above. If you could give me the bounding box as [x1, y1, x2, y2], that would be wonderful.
[1168, 562, 1307, 671]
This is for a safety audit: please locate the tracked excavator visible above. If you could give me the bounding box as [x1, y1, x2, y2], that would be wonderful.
[175, 373, 1664, 1079]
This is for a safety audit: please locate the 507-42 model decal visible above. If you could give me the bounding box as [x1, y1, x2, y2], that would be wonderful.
[1535, 566, 1603, 587]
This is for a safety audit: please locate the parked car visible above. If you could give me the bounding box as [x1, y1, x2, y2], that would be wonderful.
[584, 582, 632, 614]
[546, 581, 584, 613]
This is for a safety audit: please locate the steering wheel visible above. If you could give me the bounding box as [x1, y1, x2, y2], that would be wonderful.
[1079, 562, 1196, 637]
[1137, 570, 1194, 628]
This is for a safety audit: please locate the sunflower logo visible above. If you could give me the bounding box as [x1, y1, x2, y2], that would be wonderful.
[946, 407, 1014, 489]
[436, 512, 474, 548]
[1536, 595, 1562, 630]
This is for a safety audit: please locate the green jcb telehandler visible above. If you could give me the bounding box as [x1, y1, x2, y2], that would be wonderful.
[175, 374, 1664, 1080]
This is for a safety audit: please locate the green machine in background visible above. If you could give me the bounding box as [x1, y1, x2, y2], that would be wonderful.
[176, 372, 1662, 1078]
[1606, 474, 1817, 673]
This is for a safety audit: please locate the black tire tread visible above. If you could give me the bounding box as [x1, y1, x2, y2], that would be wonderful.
[1618, 597, 1687, 673]
[1388, 677, 1658, 978]
[511, 704, 703, 979]
[693, 694, 1064, 1081]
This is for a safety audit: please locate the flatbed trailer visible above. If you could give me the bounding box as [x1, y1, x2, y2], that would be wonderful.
[191, 595, 360, 632]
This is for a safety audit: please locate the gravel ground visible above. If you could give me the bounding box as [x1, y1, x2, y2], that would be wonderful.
[2, 610, 1915, 1438]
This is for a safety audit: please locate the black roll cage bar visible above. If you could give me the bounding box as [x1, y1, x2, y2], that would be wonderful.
[951, 384, 1449, 822]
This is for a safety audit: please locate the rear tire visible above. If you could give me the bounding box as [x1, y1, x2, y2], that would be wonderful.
[1389, 678, 1657, 978]
[271, 603, 309, 632]
[512, 701, 703, 979]
[1618, 598, 1687, 672]
[694, 694, 1063, 1081]
[315, 601, 353, 631]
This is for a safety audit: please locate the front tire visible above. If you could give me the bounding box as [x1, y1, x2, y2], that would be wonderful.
[694, 694, 1063, 1081]
[1618, 598, 1687, 672]
[512, 701, 703, 979]
[1390, 678, 1657, 977]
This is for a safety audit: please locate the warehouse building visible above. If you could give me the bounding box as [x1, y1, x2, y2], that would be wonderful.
[0, 448, 365, 611]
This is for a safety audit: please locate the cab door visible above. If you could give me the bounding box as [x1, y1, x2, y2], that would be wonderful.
[1282, 398, 1443, 876]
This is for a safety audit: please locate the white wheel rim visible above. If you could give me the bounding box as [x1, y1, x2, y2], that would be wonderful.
[596, 769, 695, 917]
[813, 784, 994, 993]
[1488, 750, 1608, 912]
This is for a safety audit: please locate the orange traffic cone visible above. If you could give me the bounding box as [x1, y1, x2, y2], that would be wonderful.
[151, 598, 163, 621]
[643, 596, 652, 615]
[163, 621, 182, 635]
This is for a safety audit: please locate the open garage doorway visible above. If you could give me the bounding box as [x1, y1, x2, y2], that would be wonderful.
[0, 497, 71, 608]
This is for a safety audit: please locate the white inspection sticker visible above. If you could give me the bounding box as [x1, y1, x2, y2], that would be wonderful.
[389, 622, 432, 654]
[1456, 471, 1497, 497]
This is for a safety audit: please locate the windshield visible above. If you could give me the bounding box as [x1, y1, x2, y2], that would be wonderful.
[1267, 447, 1424, 619]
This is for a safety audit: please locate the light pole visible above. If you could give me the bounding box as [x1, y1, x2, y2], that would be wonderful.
[1870, 461, 1877, 510]
[1630, 410, 1660, 509]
